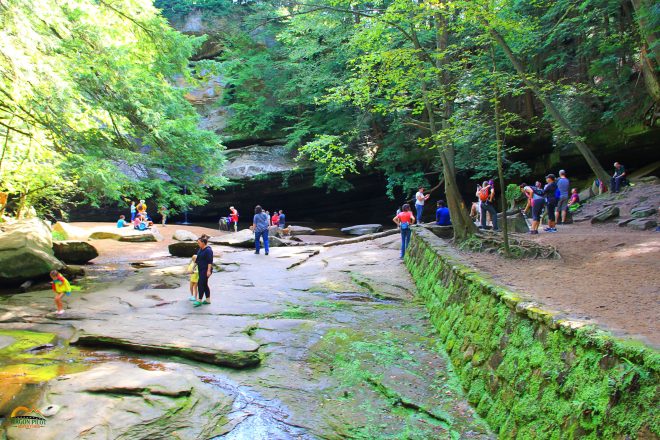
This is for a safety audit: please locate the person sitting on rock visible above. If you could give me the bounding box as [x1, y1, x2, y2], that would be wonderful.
[610, 162, 627, 193]
[116, 215, 129, 228]
[568, 188, 579, 206]
[435, 200, 451, 226]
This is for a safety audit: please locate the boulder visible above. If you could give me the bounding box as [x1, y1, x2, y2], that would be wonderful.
[89, 231, 122, 240]
[209, 229, 254, 248]
[590, 206, 619, 223]
[340, 224, 383, 236]
[168, 241, 200, 257]
[578, 188, 593, 203]
[52, 221, 89, 240]
[628, 218, 658, 231]
[119, 229, 163, 242]
[0, 218, 64, 284]
[52, 241, 99, 264]
[289, 225, 316, 236]
[496, 212, 530, 233]
[630, 205, 657, 219]
[425, 225, 454, 239]
[172, 229, 198, 242]
[617, 218, 634, 227]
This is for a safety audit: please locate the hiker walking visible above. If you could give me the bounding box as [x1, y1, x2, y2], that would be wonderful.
[393, 203, 415, 258]
[253, 205, 270, 255]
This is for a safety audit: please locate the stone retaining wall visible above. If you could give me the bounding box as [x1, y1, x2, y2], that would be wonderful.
[405, 228, 659, 439]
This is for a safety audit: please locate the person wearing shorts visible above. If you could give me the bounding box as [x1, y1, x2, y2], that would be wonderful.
[543, 174, 558, 232]
[521, 183, 545, 235]
[555, 170, 570, 224]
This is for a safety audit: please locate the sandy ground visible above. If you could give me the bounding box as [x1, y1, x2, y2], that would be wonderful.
[461, 185, 660, 348]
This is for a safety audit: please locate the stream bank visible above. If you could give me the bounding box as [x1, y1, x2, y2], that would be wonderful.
[405, 228, 659, 439]
[0, 227, 491, 439]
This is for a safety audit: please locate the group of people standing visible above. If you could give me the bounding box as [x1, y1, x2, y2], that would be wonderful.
[520, 170, 579, 234]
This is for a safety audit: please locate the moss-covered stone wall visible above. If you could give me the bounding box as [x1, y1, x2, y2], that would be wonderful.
[405, 229, 659, 439]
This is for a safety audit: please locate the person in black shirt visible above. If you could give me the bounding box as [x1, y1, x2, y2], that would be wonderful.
[194, 234, 213, 307]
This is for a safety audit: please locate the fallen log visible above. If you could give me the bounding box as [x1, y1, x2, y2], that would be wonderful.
[323, 229, 398, 247]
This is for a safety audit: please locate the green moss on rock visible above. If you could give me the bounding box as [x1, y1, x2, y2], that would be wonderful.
[404, 229, 660, 439]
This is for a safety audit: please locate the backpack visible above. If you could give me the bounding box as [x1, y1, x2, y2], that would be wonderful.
[530, 187, 545, 197]
[545, 182, 558, 201]
[400, 221, 410, 229]
[478, 186, 490, 202]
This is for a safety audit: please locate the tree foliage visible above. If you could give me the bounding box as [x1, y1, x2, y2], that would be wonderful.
[0, 0, 226, 218]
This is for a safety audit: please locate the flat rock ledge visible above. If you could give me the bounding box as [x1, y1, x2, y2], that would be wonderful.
[72, 332, 261, 369]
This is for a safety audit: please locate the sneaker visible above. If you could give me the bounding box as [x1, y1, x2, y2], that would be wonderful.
[188, 296, 196, 301]
[265, 252, 269, 255]
[192, 301, 202, 307]
[202, 300, 211, 305]
[56, 310, 65, 315]
[548, 228, 558, 233]
[529, 230, 539, 235]
[254, 251, 259, 254]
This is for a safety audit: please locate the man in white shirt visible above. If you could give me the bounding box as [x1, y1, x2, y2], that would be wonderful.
[415, 186, 430, 225]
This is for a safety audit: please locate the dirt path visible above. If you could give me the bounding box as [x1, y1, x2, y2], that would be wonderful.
[461, 185, 660, 348]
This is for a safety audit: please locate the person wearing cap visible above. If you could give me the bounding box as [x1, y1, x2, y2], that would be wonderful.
[543, 174, 558, 232]
[555, 170, 570, 224]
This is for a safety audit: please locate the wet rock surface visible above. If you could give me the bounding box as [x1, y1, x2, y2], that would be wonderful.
[0, 235, 493, 439]
[52, 241, 99, 264]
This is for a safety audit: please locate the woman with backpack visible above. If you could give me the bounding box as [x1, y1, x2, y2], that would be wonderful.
[543, 174, 558, 233]
[520, 183, 546, 235]
[393, 203, 415, 259]
[476, 181, 499, 231]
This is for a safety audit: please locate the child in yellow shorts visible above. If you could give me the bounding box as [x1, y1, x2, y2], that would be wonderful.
[50, 270, 71, 315]
[187, 255, 199, 301]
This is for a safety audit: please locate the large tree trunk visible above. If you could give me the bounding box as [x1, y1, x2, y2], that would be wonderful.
[631, 0, 660, 103]
[487, 27, 611, 185]
[432, 10, 477, 241]
[492, 47, 510, 256]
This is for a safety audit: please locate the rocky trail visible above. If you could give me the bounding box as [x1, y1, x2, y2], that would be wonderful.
[0, 232, 492, 439]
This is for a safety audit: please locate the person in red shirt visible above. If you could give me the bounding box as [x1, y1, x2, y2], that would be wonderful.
[271, 211, 280, 227]
[393, 203, 416, 259]
[229, 206, 239, 232]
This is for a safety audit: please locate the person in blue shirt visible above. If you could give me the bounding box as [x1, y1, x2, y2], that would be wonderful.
[116, 215, 129, 228]
[278, 210, 286, 228]
[435, 200, 451, 226]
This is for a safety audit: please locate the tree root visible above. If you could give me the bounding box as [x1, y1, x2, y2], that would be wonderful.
[459, 231, 561, 260]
